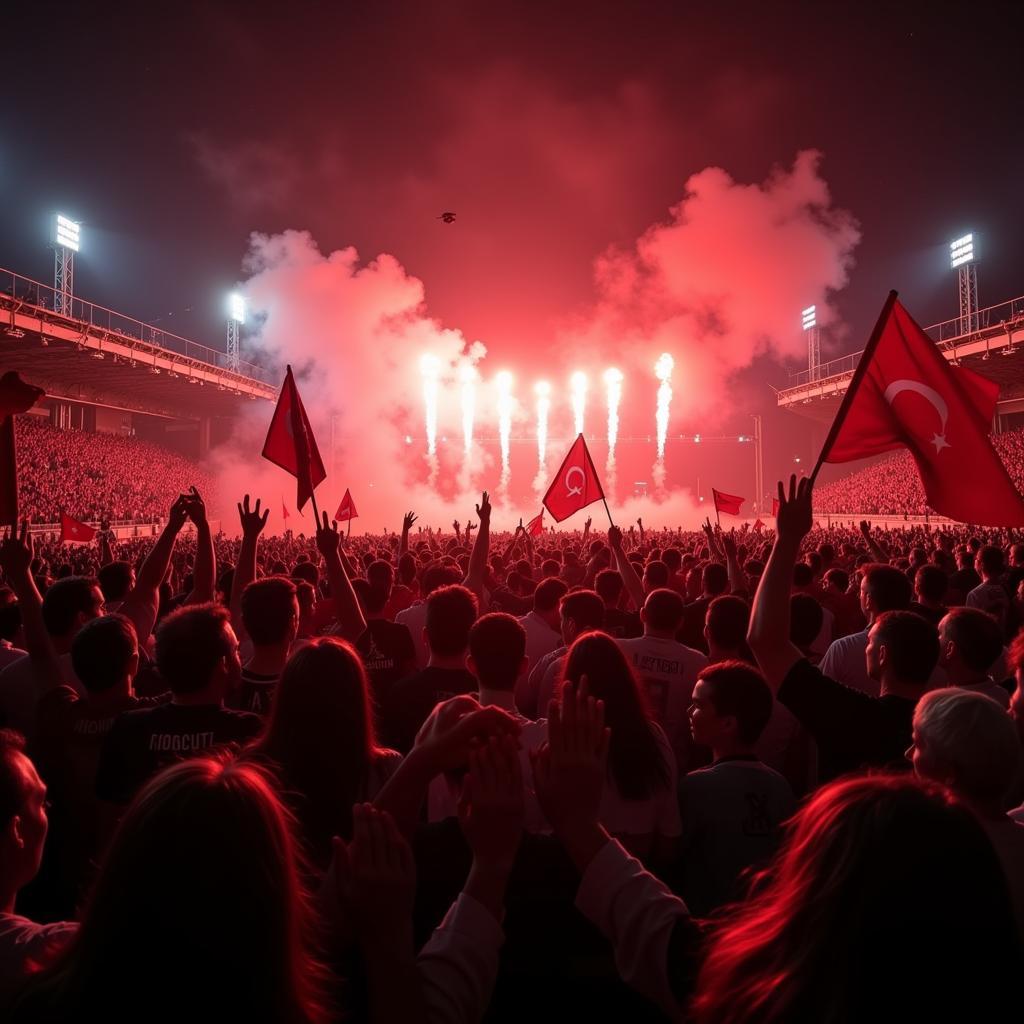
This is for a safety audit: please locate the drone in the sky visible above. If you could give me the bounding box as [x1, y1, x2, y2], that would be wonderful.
[437, 212, 456, 224]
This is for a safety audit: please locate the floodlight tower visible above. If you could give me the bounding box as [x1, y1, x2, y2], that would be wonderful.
[227, 293, 245, 371]
[950, 234, 978, 336]
[52, 214, 80, 317]
[802, 305, 820, 381]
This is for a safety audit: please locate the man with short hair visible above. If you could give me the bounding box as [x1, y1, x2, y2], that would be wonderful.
[0, 730, 77, 998]
[396, 564, 462, 669]
[596, 569, 641, 640]
[677, 661, 796, 915]
[514, 577, 565, 709]
[967, 546, 1010, 632]
[818, 563, 913, 696]
[749, 478, 941, 782]
[235, 575, 299, 715]
[678, 562, 730, 654]
[385, 584, 479, 752]
[937, 607, 1008, 707]
[354, 561, 416, 712]
[618, 588, 707, 770]
[97, 560, 135, 610]
[704, 595, 752, 664]
[524, 588, 605, 719]
[95, 604, 261, 805]
[909, 564, 950, 627]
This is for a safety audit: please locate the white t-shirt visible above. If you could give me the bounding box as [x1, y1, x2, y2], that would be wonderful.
[599, 724, 682, 839]
[616, 635, 707, 764]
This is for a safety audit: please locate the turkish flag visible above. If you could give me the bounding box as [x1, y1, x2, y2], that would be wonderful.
[335, 488, 358, 522]
[771, 497, 780, 518]
[543, 434, 606, 522]
[526, 510, 544, 537]
[713, 489, 744, 516]
[262, 365, 326, 512]
[820, 294, 1024, 525]
[60, 513, 96, 544]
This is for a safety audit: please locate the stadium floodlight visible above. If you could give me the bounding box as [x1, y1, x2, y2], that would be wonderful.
[228, 293, 246, 324]
[54, 214, 80, 252]
[950, 234, 975, 269]
[801, 305, 816, 331]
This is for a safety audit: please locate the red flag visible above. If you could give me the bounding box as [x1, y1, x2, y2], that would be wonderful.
[281, 498, 290, 521]
[819, 294, 1024, 525]
[543, 435, 606, 523]
[712, 489, 744, 516]
[526, 510, 544, 537]
[60, 513, 95, 544]
[262, 365, 326, 512]
[335, 488, 358, 522]
[771, 497, 780, 518]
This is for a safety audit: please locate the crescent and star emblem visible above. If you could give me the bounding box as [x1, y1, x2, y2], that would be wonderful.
[564, 466, 586, 497]
[883, 379, 951, 454]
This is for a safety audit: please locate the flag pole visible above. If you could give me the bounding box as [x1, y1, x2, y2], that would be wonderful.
[715, 503, 721, 529]
[809, 290, 899, 486]
[309, 490, 320, 527]
[346, 516, 351, 539]
[602, 496, 615, 527]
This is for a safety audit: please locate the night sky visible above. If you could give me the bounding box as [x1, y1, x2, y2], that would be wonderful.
[3, 0, 1023, 516]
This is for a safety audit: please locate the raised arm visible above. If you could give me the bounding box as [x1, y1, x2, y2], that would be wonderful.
[608, 526, 645, 613]
[859, 520, 890, 563]
[0, 523, 63, 696]
[747, 476, 812, 691]
[720, 529, 747, 596]
[636, 517, 645, 544]
[316, 511, 367, 642]
[463, 491, 491, 604]
[400, 511, 417, 557]
[99, 522, 114, 568]
[229, 494, 269, 639]
[118, 495, 188, 643]
[182, 487, 215, 604]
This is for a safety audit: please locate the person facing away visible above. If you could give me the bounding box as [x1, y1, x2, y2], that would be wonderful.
[353, 561, 416, 713]
[95, 604, 262, 806]
[384, 584, 478, 752]
[936, 606, 1009, 707]
[514, 577, 565, 709]
[676, 661, 796, 916]
[234, 575, 299, 715]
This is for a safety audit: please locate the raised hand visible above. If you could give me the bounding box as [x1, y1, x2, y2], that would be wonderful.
[453, 519, 461, 534]
[636, 517, 643, 528]
[475, 490, 491, 526]
[465, 520, 475, 535]
[0, 520, 33, 582]
[607, 524, 623, 550]
[859, 519, 872, 536]
[777, 475, 813, 544]
[517, 517, 524, 534]
[722, 529, 737, 559]
[316, 509, 341, 558]
[182, 486, 207, 526]
[458, 735, 525, 872]
[584, 517, 592, 531]
[412, 694, 520, 774]
[237, 494, 269, 539]
[532, 676, 609, 837]
[403, 511, 417, 531]
[167, 493, 189, 532]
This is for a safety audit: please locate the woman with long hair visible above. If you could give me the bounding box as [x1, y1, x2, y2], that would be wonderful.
[246, 636, 402, 867]
[11, 754, 330, 1022]
[560, 631, 679, 860]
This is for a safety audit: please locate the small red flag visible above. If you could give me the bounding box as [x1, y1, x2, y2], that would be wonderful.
[771, 497, 780, 518]
[526, 510, 544, 537]
[335, 488, 358, 522]
[60, 513, 95, 544]
[820, 294, 1024, 525]
[281, 498, 290, 521]
[543, 434, 606, 523]
[262, 365, 326, 512]
[713, 488, 744, 516]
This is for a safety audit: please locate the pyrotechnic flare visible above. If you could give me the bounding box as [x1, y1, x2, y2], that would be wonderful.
[535, 380, 551, 467]
[655, 352, 674, 462]
[459, 363, 476, 455]
[604, 366, 623, 497]
[570, 371, 587, 437]
[420, 354, 440, 457]
[496, 370, 514, 486]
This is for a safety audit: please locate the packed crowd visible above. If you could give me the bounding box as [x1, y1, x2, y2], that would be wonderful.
[14, 417, 214, 524]
[814, 424, 1024, 515]
[1, 454, 1023, 1019]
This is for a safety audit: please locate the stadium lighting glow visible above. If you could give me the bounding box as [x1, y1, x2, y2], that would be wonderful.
[496, 371, 514, 483]
[420, 354, 441, 456]
[228, 293, 246, 324]
[535, 380, 551, 467]
[570, 371, 587, 436]
[950, 234, 975, 269]
[54, 214, 80, 252]
[801, 305, 816, 331]
[654, 353, 674, 462]
[459, 364, 476, 454]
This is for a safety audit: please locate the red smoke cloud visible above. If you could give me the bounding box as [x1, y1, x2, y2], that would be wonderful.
[214, 152, 858, 530]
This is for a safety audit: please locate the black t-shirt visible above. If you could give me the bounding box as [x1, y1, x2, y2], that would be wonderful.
[488, 587, 533, 616]
[384, 666, 477, 753]
[677, 597, 712, 653]
[95, 702, 263, 804]
[233, 667, 279, 716]
[908, 602, 948, 628]
[777, 657, 918, 783]
[356, 619, 417, 710]
[603, 607, 642, 639]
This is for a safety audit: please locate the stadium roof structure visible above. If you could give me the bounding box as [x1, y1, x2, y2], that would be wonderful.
[1, 268, 276, 419]
[778, 295, 1024, 424]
